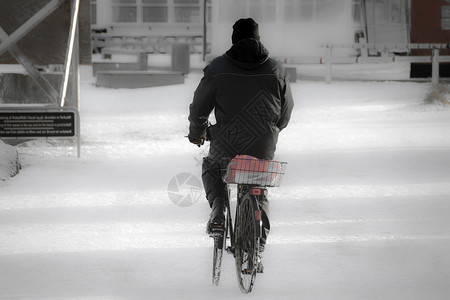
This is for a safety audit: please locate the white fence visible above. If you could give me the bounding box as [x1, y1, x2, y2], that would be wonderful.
[280, 43, 450, 85]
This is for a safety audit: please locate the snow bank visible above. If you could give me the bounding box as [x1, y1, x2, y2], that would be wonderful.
[425, 83, 450, 105]
[0, 140, 20, 180]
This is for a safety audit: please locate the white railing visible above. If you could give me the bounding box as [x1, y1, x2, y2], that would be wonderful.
[279, 43, 450, 85]
[320, 43, 450, 85]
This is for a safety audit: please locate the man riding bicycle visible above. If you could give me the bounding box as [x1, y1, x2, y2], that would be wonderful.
[188, 18, 294, 254]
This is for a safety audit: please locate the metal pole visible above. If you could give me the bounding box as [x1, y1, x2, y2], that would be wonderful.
[361, 0, 369, 43]
[432, 48, 439, 87]
[60, 0, 81, 107]
[325, 46, 332, 84]
[203, 0, 207, 61]
[73, 26, 81, 158]
[404, 0, 411, 46]
[70, 20, 80, 110]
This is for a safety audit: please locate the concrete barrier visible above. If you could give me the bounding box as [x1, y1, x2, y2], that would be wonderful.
[95, 70, 184, 89]
[92, 62, 142, 75]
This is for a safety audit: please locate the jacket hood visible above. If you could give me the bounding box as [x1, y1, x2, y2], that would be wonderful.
[225, 38, 269, 69]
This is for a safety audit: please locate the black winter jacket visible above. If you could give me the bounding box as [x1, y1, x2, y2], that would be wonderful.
[188, 38, 294, 160]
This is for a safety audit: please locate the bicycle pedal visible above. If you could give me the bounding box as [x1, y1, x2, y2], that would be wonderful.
[207, 225, 224, 237]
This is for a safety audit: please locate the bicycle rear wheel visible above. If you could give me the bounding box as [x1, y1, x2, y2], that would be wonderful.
[212, 207, 228, 285]
[234, 193, 260, 293]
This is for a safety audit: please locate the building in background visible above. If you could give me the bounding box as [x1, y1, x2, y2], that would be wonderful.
[410, 0, 450, 77]
[209, 0, 412, 57]
[92, 0, 411, 57]
[92, 0, 211, 55]
[91, 0, 448, 75]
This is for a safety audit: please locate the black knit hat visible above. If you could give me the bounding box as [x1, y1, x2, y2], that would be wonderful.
[231, 18, 260, 44]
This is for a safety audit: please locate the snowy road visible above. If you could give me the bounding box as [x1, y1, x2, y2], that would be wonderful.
[0, 67, 450, 299]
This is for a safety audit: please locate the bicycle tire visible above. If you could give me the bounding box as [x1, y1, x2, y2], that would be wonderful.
[212, 207, 228, 286]
[234, 192, 260, 293]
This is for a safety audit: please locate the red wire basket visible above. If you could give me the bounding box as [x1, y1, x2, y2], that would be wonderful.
[223, 155, 287, 187]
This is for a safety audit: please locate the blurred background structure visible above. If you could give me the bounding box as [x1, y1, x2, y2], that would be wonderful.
[91, 0, 449, 78]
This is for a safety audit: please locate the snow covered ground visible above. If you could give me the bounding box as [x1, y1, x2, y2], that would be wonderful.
[0, 141, 20, 181]
[1, 64, 450, 299]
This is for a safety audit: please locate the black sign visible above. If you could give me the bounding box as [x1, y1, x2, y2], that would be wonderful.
[0, 112, 75, 137]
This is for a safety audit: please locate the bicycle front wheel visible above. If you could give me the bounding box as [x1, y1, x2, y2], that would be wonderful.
[234, 193, 260, 293]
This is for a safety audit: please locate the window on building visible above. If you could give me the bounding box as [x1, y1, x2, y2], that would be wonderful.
[205, 0, 212, 23]
[316, 0, 342, 22]
[91, 0, 97, 25]
[249, 0, 276, 23]
[112, 0, 137, 23]
[284, 0, 314, 23]
[373, 0, 388, 24]
[143, 0, 168, 22]
[300, 0, 315, 22]
[285, 0, 344, 23]
[107, 0, 213, 25]
[389, 0, 401, 24]
[219, 0, 246, 22]
[174, 0, 200, 23]
[442, 6, 450, 30]
[364, 0, 406, 25]
[352, 0, 362, 24]
[284, 0, 296, 22]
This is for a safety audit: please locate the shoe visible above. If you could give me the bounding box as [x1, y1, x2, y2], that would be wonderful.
[206, 218, 224, 236]
[206, 199, 225, 236]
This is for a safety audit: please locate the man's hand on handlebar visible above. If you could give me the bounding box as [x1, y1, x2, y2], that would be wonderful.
[187, 135, 206, 147]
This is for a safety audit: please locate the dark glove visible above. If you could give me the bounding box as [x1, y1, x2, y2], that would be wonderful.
[188, 135, 205, 147]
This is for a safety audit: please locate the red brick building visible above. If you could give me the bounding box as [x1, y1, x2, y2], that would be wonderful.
[410, 0, 450, 77]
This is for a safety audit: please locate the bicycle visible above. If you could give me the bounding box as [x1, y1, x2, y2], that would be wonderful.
[211, 154, 287, 293]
